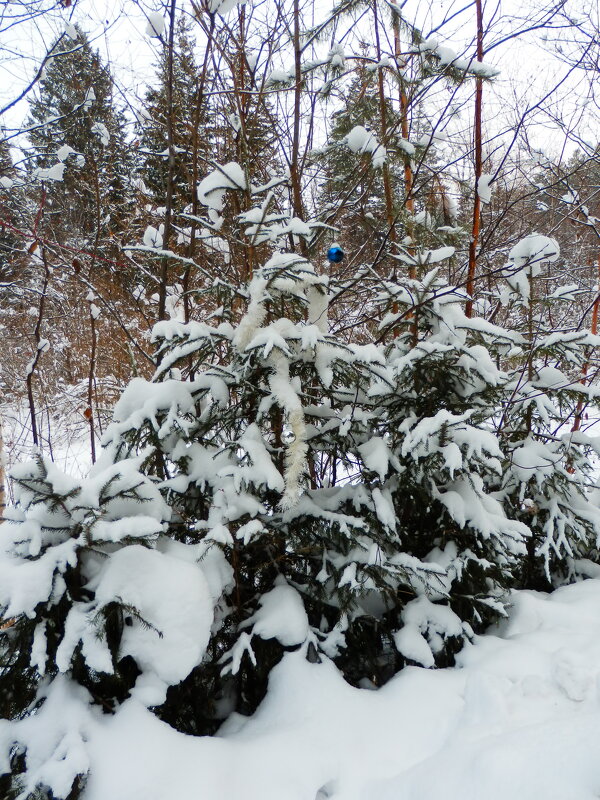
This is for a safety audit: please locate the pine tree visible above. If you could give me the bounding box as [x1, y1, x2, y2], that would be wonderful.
[137, 15, 213, 212]
[313, 20, 469, 336]
[0, 138, 20, 283]
[318, 66, 398, 268]
[21, 28, 142, 431]
[27, 26, 131, 247]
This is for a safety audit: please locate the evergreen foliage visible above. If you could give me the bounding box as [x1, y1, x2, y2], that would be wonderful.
[493, 237, 600, 588]
[0, 450, 212, 798]
[27, 27, 131, 244]
[371, 265, 531, 658]
[318, 67, 396, 261]
[2, 3, 600, 799]
[0, 140, 21, 283]
[137, 16, 213, 211]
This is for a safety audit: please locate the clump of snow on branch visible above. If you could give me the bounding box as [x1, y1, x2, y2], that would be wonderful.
[240, 578, 309, 649]
[208, 0, 245, 16]
[345, 125, 386, 168]
[82, 87, 96, 110]
[504, 234, 560, 301]
[143, 224, 164, 249]
[90, 545, 214, 706]
[91, 122, 110, 146]
[477, 173, 493, 204]
[415, 37, 500, 78]
[33, 162, 65, 182]
[197, 162, 248, 211]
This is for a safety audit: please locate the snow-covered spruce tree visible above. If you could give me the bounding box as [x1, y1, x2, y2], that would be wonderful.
[103, 173, 444, 728]
[365, 249, 533, 669]
[493, 235, 600, 589]
[0, 451, 218, 799]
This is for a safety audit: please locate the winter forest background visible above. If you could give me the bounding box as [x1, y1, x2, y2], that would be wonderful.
[3, 0, 600, 797]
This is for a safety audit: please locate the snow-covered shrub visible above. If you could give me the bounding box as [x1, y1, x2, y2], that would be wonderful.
[0, 452, 218, 798]
[363, 263, 531, 669]
[99, 245, 423, 729]
[493, 238, 600, 588]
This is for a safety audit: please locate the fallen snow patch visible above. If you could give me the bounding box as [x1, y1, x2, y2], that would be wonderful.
[74, 578, 600, 800]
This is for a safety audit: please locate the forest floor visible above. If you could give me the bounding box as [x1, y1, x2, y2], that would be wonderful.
[81, 578, 600, 800]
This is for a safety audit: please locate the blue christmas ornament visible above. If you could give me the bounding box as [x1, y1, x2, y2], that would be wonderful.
[327, 245, 344, 263]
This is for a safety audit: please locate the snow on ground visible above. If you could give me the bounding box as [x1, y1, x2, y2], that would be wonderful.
[1, 403, 92, 500]
[84, 579, 600, 800]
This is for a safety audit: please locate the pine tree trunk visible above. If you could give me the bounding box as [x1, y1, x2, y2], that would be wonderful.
[158, 0, 178, 322]
[571, 258, 600, 433]
[465, 0, 484, 318]
[0, 410, 5, 521]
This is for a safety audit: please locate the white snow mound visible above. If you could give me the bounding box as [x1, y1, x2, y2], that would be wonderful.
[76, 578, 600, 800]
[92, 545, 214, 705]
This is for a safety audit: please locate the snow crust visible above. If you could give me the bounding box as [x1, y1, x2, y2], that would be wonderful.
[72, 578, 600, 800]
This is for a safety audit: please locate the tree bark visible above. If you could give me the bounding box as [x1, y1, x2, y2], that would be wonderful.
[465, 0, 484, 318]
